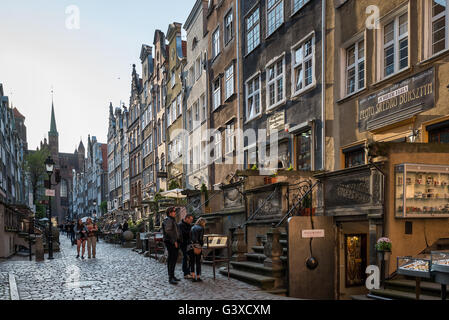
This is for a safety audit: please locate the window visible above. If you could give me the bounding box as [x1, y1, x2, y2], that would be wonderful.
[225, 10, 233, 44]
[292, 0, 310, 14]
[177, 94, 182, 117]
[172, 100, 177, 122]
[344, 147, 365, 168]
[196, 56, 202, 80]
[171, 70, 175, 88]
[212, 27, 220, 59]
[430, 0, 448, 55]
[246, 8, 260, 54]
[267, 0, 284, 36]
[428, 122, 449, 143]
[213, 78, 221, 110]
[225, 64, 234, 99]
[189, 66, 195, 86]
[167, 105, 171, 126]
[246, 74, 261, 121]
[188, 109, 193, 132]
[60, 180, 68, 198]
[214, 131, 222, 161]
[296, 130, 311, 171]
[225, 123, 235, 154]
[292, 36, 315, 96]
[201, 94, 207, 121]
[194, 101, 200, 125]
[266, 57, 285, 109]
[345, 39, 365, 95]
[383, 11, 408, 78]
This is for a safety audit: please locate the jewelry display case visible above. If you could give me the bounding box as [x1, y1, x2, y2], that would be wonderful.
[431, 251, 449, 273]
[397, 255, 432, 278]
[395, 164, 449, 218]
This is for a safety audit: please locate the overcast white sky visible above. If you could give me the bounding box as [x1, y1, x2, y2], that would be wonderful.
[0, 0, 191, 153]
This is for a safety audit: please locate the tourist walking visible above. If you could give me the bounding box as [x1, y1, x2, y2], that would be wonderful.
[189, 218, 206, 282]
[74, 219, 88, 259]
[179, 213, 194, 279]
[162, 207, 182, 285]
[86, 218, 98, 259]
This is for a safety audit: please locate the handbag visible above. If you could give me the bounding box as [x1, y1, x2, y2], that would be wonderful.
[193, 244, 202, 255]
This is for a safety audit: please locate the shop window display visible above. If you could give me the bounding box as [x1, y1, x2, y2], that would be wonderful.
[395, 164, 449, 218]
[344, 234, 367, 287]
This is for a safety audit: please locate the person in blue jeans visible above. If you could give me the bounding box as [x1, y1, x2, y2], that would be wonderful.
[178, 213, 194, 279]
[189, 218, 206, 282]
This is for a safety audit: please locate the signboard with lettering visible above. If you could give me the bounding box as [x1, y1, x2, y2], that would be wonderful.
[358, 68, 435, 132]
[267, 111, 285, 136]
[324, 171, 372, 208]
[45, 189, 55, 197]
[302, 229, 325, 238]
[157, 172, 168, 178]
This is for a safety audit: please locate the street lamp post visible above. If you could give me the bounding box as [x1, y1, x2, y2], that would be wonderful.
[45, 156, 55, 260]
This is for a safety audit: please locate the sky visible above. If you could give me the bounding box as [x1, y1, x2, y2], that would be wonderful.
[0, 0, 192, 153]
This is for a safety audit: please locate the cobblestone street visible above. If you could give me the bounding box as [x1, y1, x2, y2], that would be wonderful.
[0, 236, 294, 300]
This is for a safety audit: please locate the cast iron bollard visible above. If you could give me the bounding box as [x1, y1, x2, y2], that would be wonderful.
[231, 227, 247, 261]
[35, 236, 44, 262]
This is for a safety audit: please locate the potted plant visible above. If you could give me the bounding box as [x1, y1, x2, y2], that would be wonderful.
[376, 237, 392, 260]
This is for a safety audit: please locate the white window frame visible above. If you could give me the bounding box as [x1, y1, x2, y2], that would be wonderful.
[172, 100, 177, 123]
[201, 94, 207, 122]
[213, 78, 221, 110]
[378, 6, 409, 80]
[177, 94, 182, 117]
[212, 27, 221, 59]
[171, 70, 175, 88]
[291, 0, 310, 15]
[266, 54, 286, 110]
[246, 7, 260, 55]
[245, 72, 262, 122]
[425, 0, 449, 58]
[225, 123, 235, 155]
[266, 0, 284, 37]
[196, 56, 202, 80]
[214, 131, 222, 161]
[291, 33, 316, 97]
[225, 9, 234, 45]
[225, 64, 235, 100]
[344, 37, 365, 97]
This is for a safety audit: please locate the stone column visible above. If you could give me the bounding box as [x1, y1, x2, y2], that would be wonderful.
[232, 227, 247, 261]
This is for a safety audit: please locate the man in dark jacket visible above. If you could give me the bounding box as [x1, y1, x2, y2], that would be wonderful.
[178, 213, 194, 279]
[162, 207, 182, 285]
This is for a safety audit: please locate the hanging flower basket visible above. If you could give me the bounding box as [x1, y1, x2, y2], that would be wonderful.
[376, 237, 392, 252]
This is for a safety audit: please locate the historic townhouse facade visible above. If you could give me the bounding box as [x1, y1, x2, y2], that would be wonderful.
[140, 44, 155, 217]
[206, 0, 242, 189]
[240, 0, 325, 172]
[166, 23, 187, 189]
[0, 84, 28, 206]
[152, 30, 169, 194]
[184, 0, 210, 190]
[128, 65, 143, 217]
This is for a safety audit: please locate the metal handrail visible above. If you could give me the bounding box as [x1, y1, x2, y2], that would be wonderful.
[275, 181, 320, 228]
[239, 186, 278, 228]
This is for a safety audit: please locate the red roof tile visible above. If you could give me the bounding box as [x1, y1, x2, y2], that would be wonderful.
[13, 107, 25, 120]
[182, 40, 187, 59]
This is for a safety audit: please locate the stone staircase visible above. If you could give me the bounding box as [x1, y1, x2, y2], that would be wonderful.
[352, 277, 443, 300]
[219, 230, 288, 295]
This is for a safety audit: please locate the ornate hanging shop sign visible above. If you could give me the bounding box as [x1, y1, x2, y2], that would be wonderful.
[358, 68, 435, 132]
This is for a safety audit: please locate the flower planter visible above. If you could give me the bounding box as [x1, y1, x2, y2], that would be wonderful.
[377, 250, 391, 261]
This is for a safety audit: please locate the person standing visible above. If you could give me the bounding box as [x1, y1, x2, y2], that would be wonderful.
[162, 207, 181, 285]
[86, 218, 98, 259]
[123, 220, 129, 232]
[178, 213, 194, 279]
[74, 219, 88, 259]
[189, 218, 206, 282]
[70, 221, 76, 246]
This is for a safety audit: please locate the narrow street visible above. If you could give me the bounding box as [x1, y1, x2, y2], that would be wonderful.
[0, 236, 293, 300]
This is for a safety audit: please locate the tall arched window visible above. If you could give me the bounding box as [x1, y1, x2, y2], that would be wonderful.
[60, 179, 68, 198]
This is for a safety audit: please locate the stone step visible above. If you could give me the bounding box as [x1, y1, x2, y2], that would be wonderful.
[245, 252, 287, 263]
[251, 246, 287, 255]
[230, 261, 285, 277]
[262, 239, 288, 247]
[369, 288, 440, 300]
[218, 267, 276, 290]
[385, 279, 442, 297]
[351, 294, 378, 301]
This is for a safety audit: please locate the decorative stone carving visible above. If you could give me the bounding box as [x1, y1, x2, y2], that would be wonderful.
[264, 225, 283, 270]
[224, 187, 243, 209]
[231, 228, 247, 261]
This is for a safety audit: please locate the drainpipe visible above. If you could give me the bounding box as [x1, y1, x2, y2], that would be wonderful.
[236, 0, 242, 170]
[321, 0, 326, 171]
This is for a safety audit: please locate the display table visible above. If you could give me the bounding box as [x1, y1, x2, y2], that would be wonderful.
[202, 234, 230, 280]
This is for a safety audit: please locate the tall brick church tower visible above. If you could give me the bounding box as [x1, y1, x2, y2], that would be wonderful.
[48, 101, 59, 158]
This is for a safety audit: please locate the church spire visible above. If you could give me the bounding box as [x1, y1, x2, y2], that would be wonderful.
[49, 90, 58, 137]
